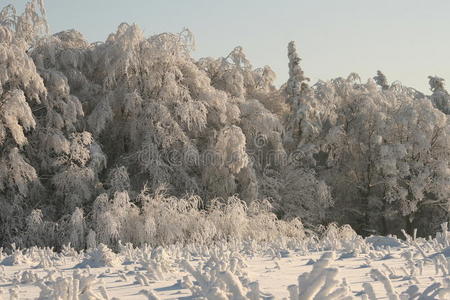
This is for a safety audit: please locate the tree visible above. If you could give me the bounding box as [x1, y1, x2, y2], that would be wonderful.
[310, 75, 450, 235]
[280, 167, 332, 226]
[286, 41, 309, 107]
[284, 41, 330, 150]
[373, 70, 389, 90]
[0, 1, 47, 246]
[379, 96, 450, 234]
[429, 76, 450, 114]
[1, 0, 450, 248]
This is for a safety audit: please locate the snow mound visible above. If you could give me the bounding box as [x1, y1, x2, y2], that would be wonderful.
[1, 247, 31, 266]
[365, 235, 402, 248]
[75, 244, 122, 268]
[338, 251, 357, 260]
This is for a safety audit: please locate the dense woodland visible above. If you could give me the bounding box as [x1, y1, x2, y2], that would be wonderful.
[0, 1, 449, 249]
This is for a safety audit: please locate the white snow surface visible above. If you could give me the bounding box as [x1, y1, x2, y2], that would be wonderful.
[0, 229, 450, 300]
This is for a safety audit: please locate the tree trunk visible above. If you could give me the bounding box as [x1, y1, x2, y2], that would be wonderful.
[404, 215, 414, 236]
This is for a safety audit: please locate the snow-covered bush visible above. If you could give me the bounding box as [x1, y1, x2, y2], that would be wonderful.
[287, 252, 352, 300]
[86, 188, 308, 248]
[76, 243, 122, 268]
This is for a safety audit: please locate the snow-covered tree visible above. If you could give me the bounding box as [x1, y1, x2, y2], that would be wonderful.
[0, 1, 47, 246]
[379, 96, 450, 234]
[429, 76, 450, 114]
[0, 0, 449, 248]
[0, 0, 48, 44]
[283, 41, 336, 151]
[281, 167, 333, 225]
[286, 41, 309, 107]
[197, 47, 287, 117]
[374, 70, 389, 90]
[308, 75, 450, 235]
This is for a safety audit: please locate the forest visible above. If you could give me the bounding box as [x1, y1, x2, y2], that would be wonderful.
[0, 0, 449, 251]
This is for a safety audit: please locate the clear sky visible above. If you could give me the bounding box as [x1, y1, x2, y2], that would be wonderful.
[4, 0, 450, 93]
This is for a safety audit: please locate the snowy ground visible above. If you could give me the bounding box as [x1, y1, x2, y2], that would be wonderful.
[1, 229, 450, 299]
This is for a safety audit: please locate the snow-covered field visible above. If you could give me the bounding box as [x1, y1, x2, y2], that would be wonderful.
[2, 225, 450, 299]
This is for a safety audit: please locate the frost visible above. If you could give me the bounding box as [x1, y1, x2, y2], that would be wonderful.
[1, 90, 35, 146]
[0, 0, 449, 254]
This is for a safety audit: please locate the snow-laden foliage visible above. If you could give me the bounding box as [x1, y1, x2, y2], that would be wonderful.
[308, 76, 450, 234]
[88, 187, 306, 248]
[0, 0, 449, 251]
[429, 76, 450, 114]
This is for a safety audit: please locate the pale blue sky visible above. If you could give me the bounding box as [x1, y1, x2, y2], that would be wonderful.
[4, 0, 450, 93]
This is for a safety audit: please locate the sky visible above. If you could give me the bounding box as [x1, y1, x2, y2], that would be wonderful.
[4, 0, 450, 93]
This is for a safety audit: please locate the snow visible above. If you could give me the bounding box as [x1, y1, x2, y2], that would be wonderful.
[0, 230, 448, 299]
[1, 2, 450, 299]
[1, 0, 450, 252]
[365, 236, 403, 249]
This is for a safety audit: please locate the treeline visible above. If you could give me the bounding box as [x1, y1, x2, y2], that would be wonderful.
[0, 1, 449, 249]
